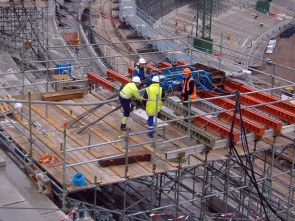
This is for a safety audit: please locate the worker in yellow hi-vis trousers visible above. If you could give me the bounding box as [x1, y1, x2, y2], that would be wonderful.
[119, 76, 142, 131]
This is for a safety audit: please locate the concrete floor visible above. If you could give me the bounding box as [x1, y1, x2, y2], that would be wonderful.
[0, 148, 70, 221]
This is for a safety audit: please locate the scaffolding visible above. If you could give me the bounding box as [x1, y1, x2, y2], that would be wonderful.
[0, 0, 295, 220]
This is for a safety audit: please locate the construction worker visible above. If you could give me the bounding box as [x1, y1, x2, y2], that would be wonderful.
[175, 18, 178, 26]
[227, 32, 230, 41]
[119, 76, 142, 131]
[180, 68, 197, 107]
[133, 58, 150, 81]
[184, 23, 187, 32]
[142, 76, 166, 138]
[175, 27, 178, 34]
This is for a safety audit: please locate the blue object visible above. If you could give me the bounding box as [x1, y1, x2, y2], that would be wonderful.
[54, 63, 71, 75]
[72, 173, 86, 186]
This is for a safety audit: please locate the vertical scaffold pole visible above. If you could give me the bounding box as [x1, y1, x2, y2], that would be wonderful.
[187, 98, 191, 165]
[286, 144, 295, 221]
[200, 149, 209, 221]
[123, 128, 130, 220]
[62, 120, 67, 210]
[151, 90, 160, 211]
[28, 90, 33, 157]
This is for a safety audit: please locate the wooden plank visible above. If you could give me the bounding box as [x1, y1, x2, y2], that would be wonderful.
[4, 94, 17, 109]
[0, 118, 74, 186]
[75, 95, 179, 170]
[29, 104, 125, 185]
[100, 151, 151, 167]
[12, 88, 88, 101]
[42, 92, 83, 101]
[55, 103, 152, 179]
[0, 97, 11, 112]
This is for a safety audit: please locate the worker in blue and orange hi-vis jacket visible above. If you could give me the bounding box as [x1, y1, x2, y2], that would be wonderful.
[180, 68, 197, 107]
[119, 76, 142, 131]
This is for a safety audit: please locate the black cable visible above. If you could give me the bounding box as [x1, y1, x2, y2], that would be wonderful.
[229, 91, 285, 221]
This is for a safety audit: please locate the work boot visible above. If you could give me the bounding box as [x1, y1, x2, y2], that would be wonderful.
[147, 133, 154, 138]
[121, 127, 127, 131]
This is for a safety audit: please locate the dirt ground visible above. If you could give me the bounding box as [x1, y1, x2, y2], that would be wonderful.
[258, 33, 295, 89]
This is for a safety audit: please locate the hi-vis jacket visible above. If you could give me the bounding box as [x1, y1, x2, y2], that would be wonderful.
[133, 66, 149, 80]
[120, 82, 142, 101]
[181, 76, 197, 101]
[143, 83, 166, 116]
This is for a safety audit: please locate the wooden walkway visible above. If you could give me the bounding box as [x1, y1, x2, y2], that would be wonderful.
[0, 90, 293, 193]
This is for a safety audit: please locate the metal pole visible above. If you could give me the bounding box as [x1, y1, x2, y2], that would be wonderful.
[224, 156, 231, 213]
[22, 33, 25, 94]
[268, 137, 276, 211]
[28, 90, 33, 157]
[286, 145, 295, 221]
[271, 46, 277, 96]
[62, 120, 67, 210]
[187, 97, 191, 165]
[200, 150, 208, 221]
[123, 129, 130, 220]
[94, 176, 97, 217]
[219, 32, 223, 70]
[151, 88, 160, 211]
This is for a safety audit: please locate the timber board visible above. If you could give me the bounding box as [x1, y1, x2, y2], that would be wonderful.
[0, 116, 75, 185]
[74, 95, 177, 169]
[83, 93, 203, 167]
[55, 102, 152, 178]
[29, 103, 128, 184]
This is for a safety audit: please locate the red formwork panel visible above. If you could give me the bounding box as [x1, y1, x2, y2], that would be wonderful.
[200, 92, 282, 131]
[160, 62, 173, 69]
[87, 72, 115, 92]
[194, 114, 240, 142]
[128, 65, 162, 75]
[146, 64, 162, 74]
[128, 67, 134, 76]
[225, 81, 295, 114]
[219, 110, 265, 137]
[107, 70, 131, 85]
[224, 87, 295, 123]
[177, 60, 190, 66]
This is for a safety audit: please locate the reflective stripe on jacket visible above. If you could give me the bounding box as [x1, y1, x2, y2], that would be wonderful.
[182, 77, 197, 101]
[120, 82, 142, 101]
[133, 66, 148, 80]
[146, 83, 163, 116]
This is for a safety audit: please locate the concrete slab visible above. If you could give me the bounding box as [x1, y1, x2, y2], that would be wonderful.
[0, 149, 5, 167]
[1, 201, 44, 221]
[42, 211, 71, 221]
[0, 172, 24, 206]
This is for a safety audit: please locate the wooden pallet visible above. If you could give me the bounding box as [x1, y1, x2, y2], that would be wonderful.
[0, 94, 17, 115]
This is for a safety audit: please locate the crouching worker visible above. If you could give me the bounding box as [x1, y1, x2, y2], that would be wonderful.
[119, 76, 142, 131]
[142, 76, 166, 138]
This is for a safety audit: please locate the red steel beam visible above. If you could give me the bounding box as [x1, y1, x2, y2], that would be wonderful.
[177, 60, 190, 66]
[107, 70, 131, 85]
[87, 72, 115, 92]
[128, 65, 162, 76]
[128, 67, 134, 76]
[194, 114, 240, 142]
[224, 87, 295, 123]
[219, 110, 265, 137]
[160, 62, 173, 69]
[146, 64, 162, 74]
[200, 92, 282, 131]
[225, 81, 295, 114]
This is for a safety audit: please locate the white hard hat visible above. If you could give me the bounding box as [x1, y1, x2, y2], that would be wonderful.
[132, 76, 141, 83]
[138, 58, 146, 64]
[152, 76, 160, 83]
